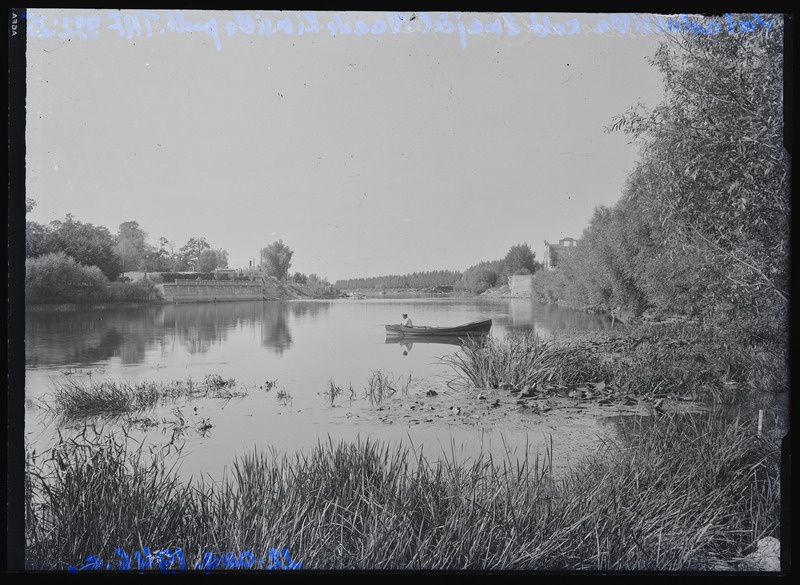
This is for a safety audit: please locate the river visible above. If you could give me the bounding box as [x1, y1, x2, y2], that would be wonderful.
[24, 297, 614, 480]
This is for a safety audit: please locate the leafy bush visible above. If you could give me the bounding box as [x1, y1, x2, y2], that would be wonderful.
[105, 281, 162, 303]
[455, 260, 504, 294]
[26, 252, 108, 302]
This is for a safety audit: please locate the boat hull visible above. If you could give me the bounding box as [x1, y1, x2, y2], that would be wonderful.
[384, 319, 492, 337]
[384, 335, 467, 347]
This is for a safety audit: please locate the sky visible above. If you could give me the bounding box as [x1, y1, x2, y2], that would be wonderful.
[25, 10, 667, 282]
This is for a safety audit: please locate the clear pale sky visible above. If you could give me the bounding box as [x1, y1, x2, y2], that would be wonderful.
[25, 10, 666, 281]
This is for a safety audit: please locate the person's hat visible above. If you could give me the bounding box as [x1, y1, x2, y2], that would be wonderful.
[402, 313, 408, 317]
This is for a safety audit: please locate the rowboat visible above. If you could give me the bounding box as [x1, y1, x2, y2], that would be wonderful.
[384, 319, 492, 337]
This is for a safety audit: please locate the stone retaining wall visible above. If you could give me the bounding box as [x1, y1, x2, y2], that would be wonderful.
[509, 275, 534, 297]
[160, 280, 281, 302]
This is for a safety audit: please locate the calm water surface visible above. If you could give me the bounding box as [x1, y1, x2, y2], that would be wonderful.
[25, 298, 613, 479]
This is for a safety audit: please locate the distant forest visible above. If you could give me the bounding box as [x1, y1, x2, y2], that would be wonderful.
[335, 243, 541, 292]
[334, 270, 462, 290]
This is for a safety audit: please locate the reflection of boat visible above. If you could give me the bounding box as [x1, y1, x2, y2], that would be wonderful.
[384, 335, 467, 347]
[384, 319, 492, 337]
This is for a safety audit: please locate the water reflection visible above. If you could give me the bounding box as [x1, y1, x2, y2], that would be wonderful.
[260, 302, 292, 355]
[26, 306, 167, 366]
[384, 334, 478, 356]
[25, 301, 333, 367]
[507, 299, 612, 335]
[25, 298, 618, 484]
[289, 301, 332, 320]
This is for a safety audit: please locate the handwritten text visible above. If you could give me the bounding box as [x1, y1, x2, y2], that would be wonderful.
[26, 11, 776, 51]
[68, 546, 302, 572]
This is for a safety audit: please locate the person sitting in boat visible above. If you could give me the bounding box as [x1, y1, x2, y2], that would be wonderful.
[402, 313, 413, 327]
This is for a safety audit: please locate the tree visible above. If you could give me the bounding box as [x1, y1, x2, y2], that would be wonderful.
[503, 243, 539, 276]
[456, 260, 503, 294]
[214, 249, 229, 269]
[177, 237, 211, 272]
[36, 214, 122, 281]
[143, 237, 179, 272]
[610, 14, 788, 313]
[26, 220, 45, 259]
[115, 221, 149, 272]
[25, 198, 44, 258]
[197, 249, 219, 273]
[260, 240, 294, 281]
[196, 248, 228, 273]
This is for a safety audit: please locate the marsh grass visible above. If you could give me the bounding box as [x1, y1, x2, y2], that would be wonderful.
[26, 410, 779, 571]
[46, 375, 247, 419]
[443, 331, 611, 391]
[320, 379, 357, 407]
[364, 370, 411, 405]
[444, 324, 786, 403]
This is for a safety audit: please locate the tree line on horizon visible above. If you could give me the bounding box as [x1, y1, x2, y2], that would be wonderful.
[334, 243, 541, 293]
[530, 15, 787, 338]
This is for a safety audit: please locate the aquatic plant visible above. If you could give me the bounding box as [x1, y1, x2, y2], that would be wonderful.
[275, 388, 293, 405]
[443, 331, 610, 392]
[320, 380, 356, 407]
[260, 379, 278, 392]
[45, 375, 247, 419]
[203, 373, 237, 391]
[363, 370, 411, 405]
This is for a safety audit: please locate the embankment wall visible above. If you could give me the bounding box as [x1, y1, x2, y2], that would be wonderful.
[160, 280, 282, 302]
[509, 275, 534, 297]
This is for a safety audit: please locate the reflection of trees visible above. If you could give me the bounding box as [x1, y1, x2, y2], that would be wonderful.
[504, 300, 612, 336]
[25, 306, 167, 366]
[261, 302, 292, 355]
[25, 300, 323, 366]
[164, 301, 278, 355]
[165, 303, 233, 355]
[537, 302, 611, 333]
[289, 301, 331, 320]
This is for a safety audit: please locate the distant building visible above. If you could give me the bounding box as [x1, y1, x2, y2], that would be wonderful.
[543, 237, 579, 270]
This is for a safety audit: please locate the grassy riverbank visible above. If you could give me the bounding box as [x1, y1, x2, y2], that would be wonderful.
[26, 407, 780, 571]
[445, 320, 787, 409]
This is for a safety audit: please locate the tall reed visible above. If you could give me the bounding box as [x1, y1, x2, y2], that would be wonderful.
[363, 370, 411, 404]
[45, 376, 246, 419]
[26, 411, 780, 571]
[442, 331, 610, 391]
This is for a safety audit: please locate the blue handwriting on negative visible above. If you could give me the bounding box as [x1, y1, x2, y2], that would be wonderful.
[27, 11, 777, 52]
[67, 547, 302, 572]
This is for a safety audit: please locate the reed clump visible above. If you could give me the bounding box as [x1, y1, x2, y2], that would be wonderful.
[26, 410, 779, 571]
[364, 370, 411, 405]
[320, 379, 357, 407]
[443, 331, 612, 392]
[46, 375, 246, 419]
[443, 323, 786, 403]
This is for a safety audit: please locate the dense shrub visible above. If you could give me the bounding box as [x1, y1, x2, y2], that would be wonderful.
[455, 260, 504, 294]
[26, 252, 108, 302]
[27, 214, 122, 281]
[25, 253, 163, 304]
[105, 281, 162, 303]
